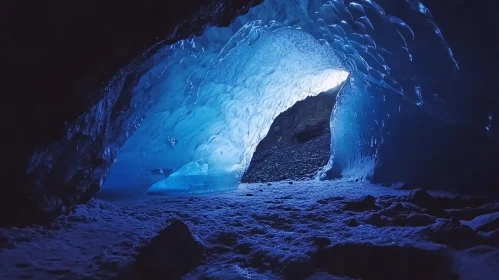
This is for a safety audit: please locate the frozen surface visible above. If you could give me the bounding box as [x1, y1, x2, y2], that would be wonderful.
[101, 0, 458, 194]
[1, 180, 498, 279]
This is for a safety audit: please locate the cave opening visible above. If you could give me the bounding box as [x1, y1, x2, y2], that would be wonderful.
[98, 73, 346, 200]
[242, 90, 338, 183]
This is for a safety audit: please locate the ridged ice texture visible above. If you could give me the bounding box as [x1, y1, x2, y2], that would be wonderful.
[105, 22, 348, 193]
[103, 0, 458, 193]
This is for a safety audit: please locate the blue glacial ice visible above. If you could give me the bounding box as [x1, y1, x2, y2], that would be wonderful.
[102, 0, 459, 194]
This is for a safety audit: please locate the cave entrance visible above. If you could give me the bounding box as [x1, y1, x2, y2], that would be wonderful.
[97, 27, 350, 199]
[98, 85, 343, 201]
[242, 90, 338, 183]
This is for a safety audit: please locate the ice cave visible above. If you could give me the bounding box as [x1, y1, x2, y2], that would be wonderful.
[3, 0, 499, 279]
[98, 0, 458, 197]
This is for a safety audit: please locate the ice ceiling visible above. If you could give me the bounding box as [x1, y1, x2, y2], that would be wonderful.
[102, 0, 458, 194]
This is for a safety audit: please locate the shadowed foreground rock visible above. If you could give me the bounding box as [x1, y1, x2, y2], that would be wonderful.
[315, 243, 457, 280]
[118, 220, 205, 280]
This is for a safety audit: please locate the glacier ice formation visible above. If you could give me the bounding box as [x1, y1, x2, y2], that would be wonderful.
[71, 0, 458, 195]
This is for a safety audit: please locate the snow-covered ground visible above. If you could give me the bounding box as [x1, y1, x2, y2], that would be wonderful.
[1, 180, 498, 279]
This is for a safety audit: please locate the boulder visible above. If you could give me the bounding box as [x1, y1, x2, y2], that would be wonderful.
[425, 219, 478, 249]
[394, 213, 435, 227]
[295, 119, 329, 143]
[282, 256, 316, 280]
[118, 220, 205, 280]
[312, 236, 332, 248]
[447, 203, 499, 221]
[408, 189, 435, 209]
[365, 213, 392, 227]
[343, 195, 378, 212]
[478, 229, 499, 246]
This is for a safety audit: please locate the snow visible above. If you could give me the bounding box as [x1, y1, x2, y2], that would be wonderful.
[462, 212, 499, 231]
[1, 180, 498, 279]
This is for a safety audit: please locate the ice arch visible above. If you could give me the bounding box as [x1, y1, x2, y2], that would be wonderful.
[104, 28, 348, 194]
[100, 0, 458, 195]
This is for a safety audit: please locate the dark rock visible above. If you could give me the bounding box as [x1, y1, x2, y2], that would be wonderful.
[377, 202, 406, 217]
[478, 229, 499, 246]
[405, 190, 450, 218]
[365, 213, 391, 227]
[295, 119, 329, 143]
[242, 134, 331, 183]
[408, 189, 435, 209]
[235, 243, 253, 255]
[118, 219, 205, 280]
[215, 231, 240, 246]
[252, 92, 336, 151]
[431, 196, 492, 210]
[401, 202, 424, 213]
[425, 219, 478, 249]
[394, 213, 435, 227]
[447, 203, 499, 221]
[343, 195, 378, 212]
[315, 243, 457, 280]
[249, 249, 272, 270]
[282, 256, 316, 280]
[313, 237, 332, 248]
[242, 92, 337, 183]
[375, 195, 402, 208]
[422, 207, 449, 219]
[345, 218, 359, 227]
[209, 245, 232, 254]
[317, 196, 344, 205]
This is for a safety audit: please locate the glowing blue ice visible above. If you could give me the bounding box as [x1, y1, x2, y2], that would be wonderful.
[101, 0, 458, 194]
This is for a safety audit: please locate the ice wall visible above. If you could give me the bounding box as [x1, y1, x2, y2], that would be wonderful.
[102, 0, 458, 194]
[104, 18, 349, 194]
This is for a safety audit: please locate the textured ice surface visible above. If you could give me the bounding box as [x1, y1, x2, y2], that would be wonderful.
[102, 0, 458, 194]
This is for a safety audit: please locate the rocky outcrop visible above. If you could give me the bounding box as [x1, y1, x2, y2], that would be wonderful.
[1, 0, 262, 226]
[118, 220, 205, 280]
[252, 92, 336, 152]
[242, 92, 336, 183]
[315, 243, 457, 280]
[343, 195, 378, 212]
[336, 190, 499, 249]
[242, 134, 331, 183]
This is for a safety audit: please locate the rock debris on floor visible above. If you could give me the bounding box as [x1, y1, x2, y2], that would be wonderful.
[1, 180, 499, 280]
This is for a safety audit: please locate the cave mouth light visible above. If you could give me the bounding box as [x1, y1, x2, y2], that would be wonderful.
[146, 68, 349, 195]
[101, 27, 349, 196]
